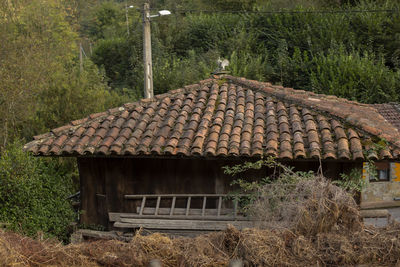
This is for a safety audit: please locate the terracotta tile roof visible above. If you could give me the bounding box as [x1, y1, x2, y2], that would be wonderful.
[24, 76, 400, 160]
[372, 103, 400, 132]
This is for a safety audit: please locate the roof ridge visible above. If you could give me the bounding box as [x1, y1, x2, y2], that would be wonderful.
[224, 75, 400, 149]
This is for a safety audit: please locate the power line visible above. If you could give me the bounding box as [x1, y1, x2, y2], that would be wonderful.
[148, 8, 399, 15]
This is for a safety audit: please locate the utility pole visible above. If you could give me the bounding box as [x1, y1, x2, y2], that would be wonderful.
[142, 2, 154, 99]
[125, 0, 130, 36]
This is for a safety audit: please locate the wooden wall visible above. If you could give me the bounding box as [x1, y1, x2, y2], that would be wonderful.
[77, 157, 360, 228]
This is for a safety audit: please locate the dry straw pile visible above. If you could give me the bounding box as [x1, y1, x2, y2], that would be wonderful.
[1, 177, 400, 266]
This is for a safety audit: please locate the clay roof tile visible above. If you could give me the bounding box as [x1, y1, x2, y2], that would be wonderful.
[24, 76, 400, 160]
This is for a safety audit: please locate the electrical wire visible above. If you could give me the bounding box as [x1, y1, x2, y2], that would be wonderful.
[148, 8, 399, 15]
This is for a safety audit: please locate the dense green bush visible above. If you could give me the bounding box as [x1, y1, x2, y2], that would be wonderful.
[91, 37, 134, 88]
[310, 47, 400, 103]
[153, 50, 218, 94]
[0, 141, 75, 242]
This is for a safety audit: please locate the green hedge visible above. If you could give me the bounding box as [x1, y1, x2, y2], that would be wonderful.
[310, 47, 400, 103]
[0, 141, 75, 242]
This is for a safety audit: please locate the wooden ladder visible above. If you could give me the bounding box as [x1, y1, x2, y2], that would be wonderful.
[109, 194, 252, 232]
[123, 194, 241, 219]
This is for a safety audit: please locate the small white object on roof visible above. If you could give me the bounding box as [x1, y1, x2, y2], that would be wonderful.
[217, 58, 229, 71]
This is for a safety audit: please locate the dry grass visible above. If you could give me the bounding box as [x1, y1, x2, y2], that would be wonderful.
[2, 177, 400, 266]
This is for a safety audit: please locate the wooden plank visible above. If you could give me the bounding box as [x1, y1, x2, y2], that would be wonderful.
[78, 229, 131, 242]
[135, 228, 213, 237]
[217, 196, 222, 217]
[233, 199, 238, 218]
[118, 214, 249, 221]
[361, 209, 390, 218]
[114, 219, 254, 230]
[110, 212, 248, 222]
[186, 197, 191, 216]
[125, 194, 233, 199]
[155, 196, 161, 215]
[135, 207, 237, 216]
[202, 197, 206, 216]
[109, 212, 122, 222]
[361, 201, 400, 209]
[79, 158, 108, 227]
[139, 196, 146, 215]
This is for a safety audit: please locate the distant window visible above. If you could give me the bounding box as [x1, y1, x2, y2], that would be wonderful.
[377, 169, 390, 181]
[371, 161, 390, 182]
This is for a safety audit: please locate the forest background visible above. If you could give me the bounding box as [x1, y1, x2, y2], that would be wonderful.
[1, 0, 400, 241]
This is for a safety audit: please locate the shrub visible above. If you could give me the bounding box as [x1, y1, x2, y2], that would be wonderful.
[310, 46, 400, 103]
[0, 141, 75, 242]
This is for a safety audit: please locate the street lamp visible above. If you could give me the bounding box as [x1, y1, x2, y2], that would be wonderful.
[149, 10, 171, 18]
[125, 4, 135, 36]
[142, 3, 171, 99]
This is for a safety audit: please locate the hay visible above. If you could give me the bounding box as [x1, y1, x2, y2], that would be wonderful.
[0, 231, 95, 266]
[249, 176, 363, 235]
[3, 225, 400, 266]
[2, 177, 400, 266]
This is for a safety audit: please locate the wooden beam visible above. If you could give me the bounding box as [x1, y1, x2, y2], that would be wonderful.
[361, 209, 390, 218]
[113, 214, 249, 221]
[114, 219, 254, 230]
[361, 201, 400, 209]
[109, 212, 121, 222]
[78, 229, 131, 242]
[125, 194, 237, 199]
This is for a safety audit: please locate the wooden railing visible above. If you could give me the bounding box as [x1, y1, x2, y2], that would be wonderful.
[109, 194, 253, 231]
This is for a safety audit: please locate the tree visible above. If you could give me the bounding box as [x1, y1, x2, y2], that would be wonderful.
[0, 0, 123, 148]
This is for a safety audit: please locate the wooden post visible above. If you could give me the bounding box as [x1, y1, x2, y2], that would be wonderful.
[142, 2, 154, 99]
[155, 196, 161, 215]
[217, 196, 222, 216]
[170, 196, 176, 216]
[202, 196, 207, 216]
[186, 196, 191, 216]
[139, 196, 146, 215]
[233, 198, 238, 218]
